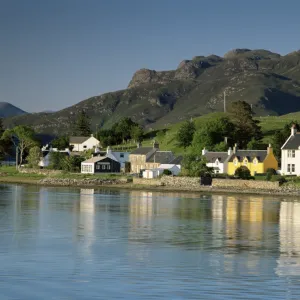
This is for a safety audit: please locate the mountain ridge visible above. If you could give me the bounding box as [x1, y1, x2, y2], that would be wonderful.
[3, 48, 300, 134]
[0, 102, 27, 118]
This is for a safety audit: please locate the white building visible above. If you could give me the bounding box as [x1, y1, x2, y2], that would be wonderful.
[281, 125, 300, 175]
[70, 135, 100, 152]
[39, 147, 70, 168]
[202, 148, 231, 174]
[142, 164, 181, 179]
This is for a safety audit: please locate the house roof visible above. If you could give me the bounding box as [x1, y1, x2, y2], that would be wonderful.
[146, 151, 174, 164]
[70, 136, 93, 144]
[82, 155, 117, 164]
[130, 147, 154, 155]
[204, 152, 229, 163]
[170, 155, 183, 165]
[227, 150, 268, 162]
[281, 134, 300, 150]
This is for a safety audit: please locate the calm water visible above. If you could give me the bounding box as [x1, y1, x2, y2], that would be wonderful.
[0, 185, 300, 299]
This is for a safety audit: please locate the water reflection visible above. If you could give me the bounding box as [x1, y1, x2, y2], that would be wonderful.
[2, 185, 300, 299]
[276, 202, 300, 276]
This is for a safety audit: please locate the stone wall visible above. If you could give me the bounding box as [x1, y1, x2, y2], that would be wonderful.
[161, 176, 200, 188]
[19, 168, 63, 175]
[212, 179, 280, 190]
[39, 177, 129, 186]
[133, 178, 162, 186]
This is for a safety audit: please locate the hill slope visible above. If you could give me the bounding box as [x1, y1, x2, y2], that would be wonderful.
[4, 48, 300, 134]
[0, 102, 27, 118]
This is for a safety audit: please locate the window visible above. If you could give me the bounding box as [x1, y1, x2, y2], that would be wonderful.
[81, 164, 92, 173]
[253, 159, 257, 165]
[96, 165, 100, 170]
[234, 158, 238, 166]
[83, 145, 87, 149]
[243, 160, 248, 166]
[288, 150, 295, 158]
[292, 164, 295, 172]
[120, 153, 124, 158]
[215, 160, 219, 165]
[107, 165, 111, 170]
[102, 165, 106, 170]
[287, 164, 295, 173]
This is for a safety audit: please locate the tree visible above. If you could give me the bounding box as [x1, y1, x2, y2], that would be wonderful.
[191, 117, 234, 152]
[1, 125, 38, 166]
[234, 166, 251, 179]
[73, 110, 91, 136]
[228, 101, 262, 148]
[51, 135, 69, 150]
[49, 152, 66, 170]
[176, 120, 196, 148]
[26, 146, 42, 168]
[131, 125, 144, 143]
[247, 138, 261, 150]
[114, 117, 136, 141]
[181, 154, 213, 177]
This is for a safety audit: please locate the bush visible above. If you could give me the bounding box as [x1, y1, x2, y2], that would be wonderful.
[162, 169, 172, 176]
[234, 166, 251, 180]
[266, 168, 277, 175]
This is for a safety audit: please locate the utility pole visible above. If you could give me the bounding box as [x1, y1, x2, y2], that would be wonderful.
[224, 91, 226, 113]
[15, 146, 18, 170]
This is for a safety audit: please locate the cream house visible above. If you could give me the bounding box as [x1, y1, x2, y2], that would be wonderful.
[70, 135, 100, 152]
[281, 125, 300, 175]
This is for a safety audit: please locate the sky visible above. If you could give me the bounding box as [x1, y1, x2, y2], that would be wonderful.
[0, 0, 300, 113]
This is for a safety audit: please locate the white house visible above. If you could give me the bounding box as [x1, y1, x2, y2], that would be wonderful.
[39, 147, 70, 168]
[142, 163, 181, 179]
[70, 135, 100, 152]
[202, 148, 231, 174]
[281, 125, 300, 175]
[106, 147, 130, 170]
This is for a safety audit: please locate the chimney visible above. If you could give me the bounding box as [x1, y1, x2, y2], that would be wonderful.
[291, 124, 297, 136]
[107, 146, 112, 154]
[228, 147, 232, 155]
[233, 143, 238, 154]
[224, 136, 228, 144]
[90, 134, 94, 137]
[137, 142, 142, 148]
[267, 144, 273, 154]
[202, 148, 208, 155]
[153, 140, 159, 149]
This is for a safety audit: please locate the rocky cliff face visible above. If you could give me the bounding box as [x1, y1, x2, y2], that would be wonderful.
[4, 48, 300, 134]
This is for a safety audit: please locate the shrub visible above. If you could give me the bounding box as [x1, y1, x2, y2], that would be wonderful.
[234, 166, 251, 180]
[162, 169, 172, 176]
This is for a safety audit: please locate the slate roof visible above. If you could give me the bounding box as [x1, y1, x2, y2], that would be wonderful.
[146, 151, 174, 164]
[227, 150, 268, 162]
[130, 147, 154, 155]
[82, 156, 117, 164]
[69, 136, 90, 144]
[204, 152, 229, 163]
[281, 134, 300, 150]
[170, 155, 183, 165]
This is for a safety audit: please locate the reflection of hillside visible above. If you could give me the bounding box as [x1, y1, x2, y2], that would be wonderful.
[276, 202, 300, 276]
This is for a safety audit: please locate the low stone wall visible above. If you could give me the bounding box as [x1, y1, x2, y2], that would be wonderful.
[38, 177, 129, 186]
[19, 168, 63, 175]
[212, 179, 280, 190]
[161, 176, 200, 188]
[133, 178, 162, 186]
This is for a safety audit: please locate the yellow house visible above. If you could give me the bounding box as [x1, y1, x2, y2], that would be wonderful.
[227, 144, 278, 176]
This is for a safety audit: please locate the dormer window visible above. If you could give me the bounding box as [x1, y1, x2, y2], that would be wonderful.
[243, 158, 248, 166]
[215, 159, 219, 165]
[253, 158, 258, 165]
[234, 158, 238, 166]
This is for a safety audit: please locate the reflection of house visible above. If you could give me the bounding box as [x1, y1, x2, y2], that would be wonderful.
[281, 125, 300, 175]
[227, 144, 278, 176]
[81, 156, 120, 174]
[202, 149, 230, 173]
[276, 202, 300, 276]
[70, 135, 100, 152]
[129, 141, 175, 174]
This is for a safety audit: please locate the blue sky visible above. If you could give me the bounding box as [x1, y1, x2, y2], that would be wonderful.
[0, 0, 299, 112]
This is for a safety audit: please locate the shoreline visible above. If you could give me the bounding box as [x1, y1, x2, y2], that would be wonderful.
[1, 176, 300, 198]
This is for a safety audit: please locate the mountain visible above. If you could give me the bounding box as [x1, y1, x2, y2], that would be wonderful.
[0, 102, 27, 118]
[3, 48, 300, 134]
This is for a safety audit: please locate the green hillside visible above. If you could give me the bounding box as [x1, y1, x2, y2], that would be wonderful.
[3, 48, 300, 135]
